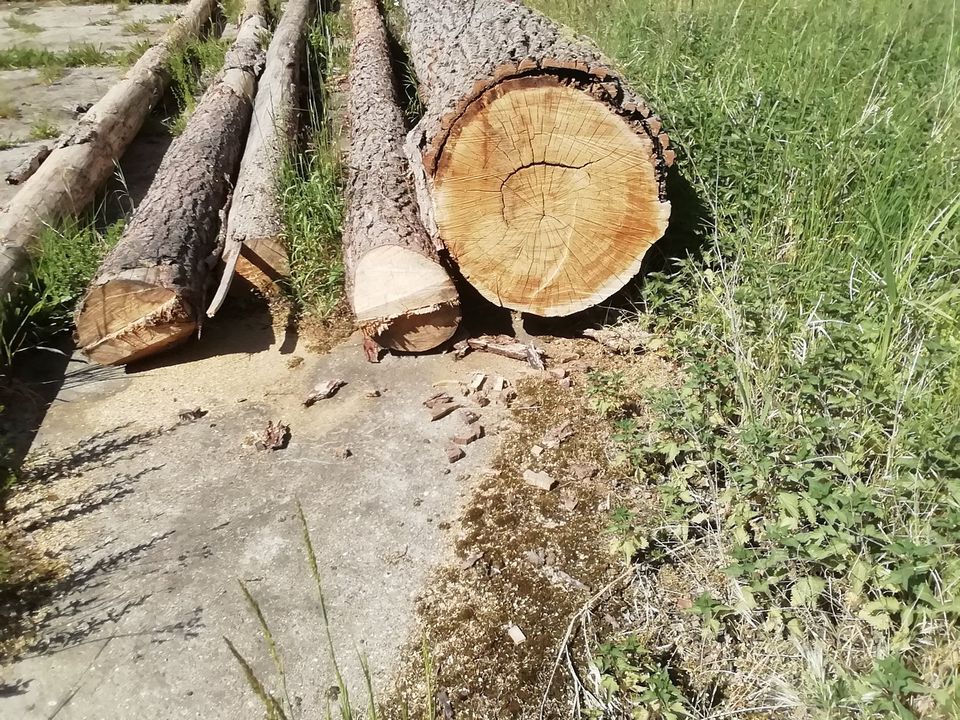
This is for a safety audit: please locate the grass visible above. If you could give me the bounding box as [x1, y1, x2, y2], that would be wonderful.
[27, 118, 59, 141]
[0, 100, 19, 120]
[4, 14, 42, 35]
[164, 36, 229, 135]
[0, 43, 146, 71]
[277, 13, 348, 318]
[528, 0, 960, 717]
[122, 20, 150, 36]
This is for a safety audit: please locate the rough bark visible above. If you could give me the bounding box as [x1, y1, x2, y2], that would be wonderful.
[4, 145, 51, 186]
[0, 0, 217, 299]
[207, 0, 316, 317]
[343, 0, 460, 353]
[74, 0, 269, 366]
[399, 0, 674, 317]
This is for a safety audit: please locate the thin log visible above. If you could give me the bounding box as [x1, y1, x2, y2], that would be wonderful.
[0, 0, 217, 299]
[342, 0, 460, 352]
[207, 0, 316, 317]
[74, 0, 269, 366]
[400, 0, 673, 317]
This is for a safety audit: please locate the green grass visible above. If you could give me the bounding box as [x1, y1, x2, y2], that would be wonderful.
[0, 43, 145, 70]
[4, 14, 42, 35]
[531, 0, 960, 717]
[277, 15, 347, 318]
[0, 99, 19, 120]
[122, 20, 149, 35]
[164, 36, 229, 135]
[27, 118, 59, 140]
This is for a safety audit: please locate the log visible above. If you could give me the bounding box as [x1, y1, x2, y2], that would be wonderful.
[342, 0, 460, 352]
[207, 0, 316, 317]
[399, 0, 674, 317]
[0, 0, 217, 299]
[74, 0, 268, 365]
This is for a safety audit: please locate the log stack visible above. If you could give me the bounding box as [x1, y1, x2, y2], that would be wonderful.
[61, 0, 674, 366]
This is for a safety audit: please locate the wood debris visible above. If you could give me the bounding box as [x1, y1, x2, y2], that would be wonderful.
[560, 489, 579, 511]
[547, 367, 568, 379]
[530, 445, 544, 458]
[542, 421, 575, 449]
[5, 144, 51, 185]
[423, 391, 453, 408]
[569, 463, 599, 481]
[506, 624, 527, 645]
[177, 407, 207, 422]
[303, 379, 346, 406]
[558, 377, 573, 389]
[460, 551, 484, 570]
[431, 401, 463, 421]
[255, 421, 290, 451]
[523, 469, 557, 491]
[460, 409, 480, 424]
[583, 325, 656, 354]
[469, 372, 486, 391]
[446, 444, 465, 463]
[437, 689, 455, 720]
[459, 334, 546, 369]
[452, 423, 483, 446]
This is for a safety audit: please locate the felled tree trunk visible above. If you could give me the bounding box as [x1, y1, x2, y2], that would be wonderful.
[75, 0, 268, 366]
[207, 0, 316, 317]
[342, 0, 460, 352]
[400, 0, 674, 317]
[0, 0, 217, 299]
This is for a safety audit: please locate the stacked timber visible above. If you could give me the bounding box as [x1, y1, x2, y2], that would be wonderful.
[74, 0, 269, 365]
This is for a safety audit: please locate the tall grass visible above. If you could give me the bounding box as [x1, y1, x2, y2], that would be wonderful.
[534, 0, 960, 716]
[277, 14, 347, 318]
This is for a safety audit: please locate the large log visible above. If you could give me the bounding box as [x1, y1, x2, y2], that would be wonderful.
[207, 0, 316, 317]
[399, 0, 673, 317]
[74, 0, 269, 366]
[0, 0, 217, 300]
[342, 0, 460, 352]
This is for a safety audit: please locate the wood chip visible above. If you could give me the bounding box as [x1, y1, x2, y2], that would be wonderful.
[303, 379, 346, 406]
[460, 409, 480, 424]
[473, 394, 490, 407]
[560, 490, 579, 511]
[547, 367, 568, 379]
[437, 689, 454, 720]
[569, 463, 599, 481]
[525, 343, 546, 370]
[542, 421, 575, 449]
[177, 407, 207, 422]
[452, 423, 484, 446]
[506, 624, 527, 645]
[530, 445, 544, 457]
[446, 444, 465, 463]
[523, 469, 557, 491]
[255, 421, 290, 451]
[469, 372, 486, 391]
[431, 401, 463, 421]
[423, 391, 454, 409]
[559, 377, 573, 389]
[460, 551, 484, 570]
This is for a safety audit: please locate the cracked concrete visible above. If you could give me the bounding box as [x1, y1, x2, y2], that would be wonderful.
[0, 305, 535, 718]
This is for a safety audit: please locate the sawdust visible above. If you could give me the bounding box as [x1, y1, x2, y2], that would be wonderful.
[386, 338, 675, 719]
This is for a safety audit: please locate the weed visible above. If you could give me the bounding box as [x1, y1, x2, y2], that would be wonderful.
[4, 14, 42, 35]
[122, 20, 149, 35]
[588, 637, 690, 720]
[535, 0, 960, 715]
[0, 100, 19, 120]
[37, 64, 65, 85]
[0, 44, 130, 70]
[585, 370, 626, 417]
[164, 36, 228, 135]
[0, 138, 17, 151]
[27, 118, 59, 141]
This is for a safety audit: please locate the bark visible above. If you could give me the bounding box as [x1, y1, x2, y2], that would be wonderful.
[207, 0, 316, 317]
[399, 0, 674, 317]
[0, 0, 217, 299]
[74, 0, 269, 366]
[4, 145, 51, 186]
[342, 0, 460, 353]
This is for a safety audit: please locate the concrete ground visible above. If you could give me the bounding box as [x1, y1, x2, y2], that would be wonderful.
[0, 306, 532, 718]
[0, 3, 176, 53]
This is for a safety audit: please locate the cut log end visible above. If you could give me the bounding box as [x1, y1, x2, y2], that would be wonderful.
[352, 245, 460, 352]
[76, 280, 196, 365]
[432, 74, 671, 317]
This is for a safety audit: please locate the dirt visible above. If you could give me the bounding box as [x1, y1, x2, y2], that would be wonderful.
[385, 338, 675, 719]
[0, 2, 175, 53]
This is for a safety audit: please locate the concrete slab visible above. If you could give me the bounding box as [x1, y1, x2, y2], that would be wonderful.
[1, 3, 177, 53]
[0, 66, 124, 143]
[0, 308, 533, 718]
